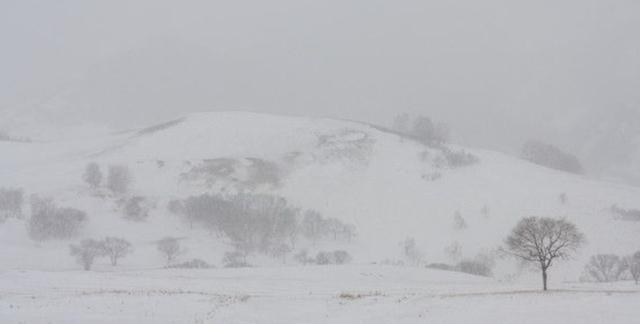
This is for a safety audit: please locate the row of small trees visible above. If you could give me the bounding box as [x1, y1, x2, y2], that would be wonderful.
[583, 252, 640, 284]
[69, 236, 184, 270]
[69, 237, 133, 270]
[521, 140, 583, 174]
[392, 114, 449, 145]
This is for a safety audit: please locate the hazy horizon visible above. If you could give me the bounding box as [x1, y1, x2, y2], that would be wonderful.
[2, 0, 640, 179]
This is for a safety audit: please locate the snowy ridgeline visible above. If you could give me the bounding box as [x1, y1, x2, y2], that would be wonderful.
[0, 112, 639, 282]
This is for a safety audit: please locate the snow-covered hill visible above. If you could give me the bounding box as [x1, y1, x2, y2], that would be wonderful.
[1, 112, 639, 280]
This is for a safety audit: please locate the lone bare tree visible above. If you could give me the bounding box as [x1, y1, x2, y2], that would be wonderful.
[69, 239, 106, 271]
[107, 165, 132, 195]
[102, 237, 133, 266]
[503, 217, 585, 291]
[157, 237, 183, 265]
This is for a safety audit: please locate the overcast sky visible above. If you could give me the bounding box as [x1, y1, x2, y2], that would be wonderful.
[1, 0, 639, 154]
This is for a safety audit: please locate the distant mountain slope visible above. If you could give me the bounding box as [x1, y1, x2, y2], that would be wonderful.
[1, 112, 639, 279]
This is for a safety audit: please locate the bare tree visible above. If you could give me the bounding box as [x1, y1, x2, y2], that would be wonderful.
[503, 217, 585, 291]
[411, 115, 449, 145]
[392, 113, 410, 133]
[271, 243, 292, 264]
[69, 239, 106, 271]
[122, 196, 149, 221]
[294, 250, 314, 265]
[157, 237, 183, 265]
[102, 237, 133, 266]
[452, 211, 467, 230]
[0, 188, 23, 220]
[301, 210, 325, 243]
[83, 162, 103, 189]
[627, 252, 640, 285]
[107, 165, 132, 195]
[401, 237, 423, 266]
[445, 241, 463, 262]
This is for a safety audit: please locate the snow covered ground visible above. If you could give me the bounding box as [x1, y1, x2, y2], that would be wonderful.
[2, 112, 640, 322]
[1, 265, 638, 324]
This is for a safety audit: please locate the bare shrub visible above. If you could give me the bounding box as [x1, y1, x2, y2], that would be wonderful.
[271, 243, 292, 264]
[223, 251, 250, 268]
[453, 212, 467, 230]
[441, 148, 479, 168]
[392, 113, 411, 134]
[426, 263, 455, 271]
[315, 251, 332, 265]
[167, 199, 185, 215]
[167, 259, 213, 269]
[481, 205, 490, 219]
[332, 250, 352, 265]
[411, 116, 449, 145]
[294, 250, 314, 265]
[610, 205, 640, 222]
[445, 242, 462, 262]
[559, 193, 568, 205]
[301, 210, 325, 243]
[456, 260, 493, 277]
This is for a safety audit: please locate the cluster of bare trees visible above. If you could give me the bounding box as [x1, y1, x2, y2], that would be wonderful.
[521, 140, 583, 174]
[300, 210, 356, 243]
[0, 188, 23, 221]
[392, 113, 449, 145]
[119, 196, 151, 221]
[69, 237, 133, 270]
[29, 196, 87, 241]
[83, 163, 133, 195]
[168, 193, 356, 260]
[610, 204, 640, 221]
[583, 252, 640, 284]
[293, 250, 352, 266]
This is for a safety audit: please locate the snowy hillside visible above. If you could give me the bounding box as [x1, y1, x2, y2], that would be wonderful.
[1, 112, 639, 280]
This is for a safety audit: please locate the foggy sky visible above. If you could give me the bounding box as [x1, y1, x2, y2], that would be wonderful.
[1, 0, 639, 155]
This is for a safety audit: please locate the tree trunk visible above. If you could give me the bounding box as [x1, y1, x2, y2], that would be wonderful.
[111, 256, 117, 266]
[542, 268, 548, 291]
